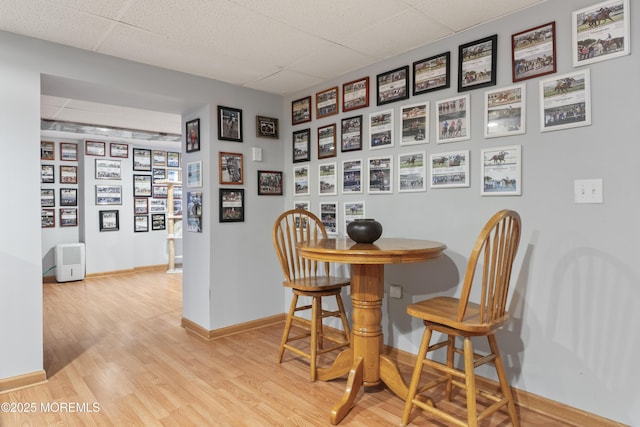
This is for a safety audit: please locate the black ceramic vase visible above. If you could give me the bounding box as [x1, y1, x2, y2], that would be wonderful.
[347, 219, 383, 244]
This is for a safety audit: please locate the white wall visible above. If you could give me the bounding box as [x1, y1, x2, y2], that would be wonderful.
[282, 1, 639, 424]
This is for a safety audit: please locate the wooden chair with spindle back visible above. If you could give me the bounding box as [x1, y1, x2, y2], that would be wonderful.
[402, 209, 522, 426]
[272, 209, 351, 381]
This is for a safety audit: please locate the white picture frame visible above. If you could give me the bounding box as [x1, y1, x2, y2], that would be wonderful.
[400, 102, 429, 145]
[397, 151, 426, 192]
[367, 155, 393, 194]
[430, 150, 470, 189]
[318, 162, 337, 196]
[369, 109, 394, 150]
[481, 145, 521, 196]
[436, 94, 470, 143]
[293, 165, 310, 196]
[319, 201, 338, 235]
[572, 0, 630, 67]
[539, 69, 591, 132]
[186, 161, 202, 188]
[343, 201, 365, 234]
[484, 84, 526, 138]
[341, 159, 363, 194]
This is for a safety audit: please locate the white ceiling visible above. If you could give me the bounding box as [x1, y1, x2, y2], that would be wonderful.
[1, 0, 545, 136]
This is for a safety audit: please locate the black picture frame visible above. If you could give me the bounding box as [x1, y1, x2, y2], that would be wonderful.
[59, 188, 77, 206]
[376, 65, 409, 106]
[292, 128, 311, 163]
[291, 96, 312, 125]
[134, 215, 149, 232]
[151, 213, 166, 231]
[133, 174, 152, 197]
[60, 208, 78, 227]
[258, 170, 284, 195]
[458, 34, 498, 92]
[413, 51, 451, 95]
[218, 106, 243, 142]
[186, 118, 200, 152]
[41, 164, 54, 183]
[341, 115, 363, 152]
[219, 188, 244, 222]
[41, 188, 55, 207]
[132, 148, 152, 171]
[317, 124, 337, 159]
[256, 115, 279, 139]
[99, 210, 119, 231]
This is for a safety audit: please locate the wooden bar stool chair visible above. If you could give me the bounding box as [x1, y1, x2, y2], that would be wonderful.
[402, 210, 521, 426]
[272, 209, 351, 381]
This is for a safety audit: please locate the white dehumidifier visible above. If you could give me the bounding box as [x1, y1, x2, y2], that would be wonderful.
[55, 243, 86, 282]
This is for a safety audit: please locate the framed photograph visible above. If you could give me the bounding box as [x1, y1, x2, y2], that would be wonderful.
[316, 86, 339, 119]
[60, 208, 78, 227]
[484, 84, 526, 138]
[186, 118, 200, 152]
[173, 185, 182, 199]
[291, 95, 312, 125]
[367, 155, 393, 194]
[318, 162, 337, 196]
[60, 165, 77, 184]
[512, 22, 556, 82]
[319, 202, 338, 235]
[369, 110, 394, 150]
[219, 152, 243, 185]
[430, 150, 470, 189]
[99, 210, 119, 231]
[436, 94, 470, 143]
[167, 152, 180, 168]
[293, 164, 310, 196]
[458, 35, 498, 92]
[258, 170, 283, 195]
[134, 215, 148, 232]
[133, 148, 152, 171]
[41, 188, 55, 207]
[186, 161, 202, 188]
[317, 124, 337, 159]
[344, 201, 365, 232]
[413, 52, 451, 95]
[167, 169, 180, 183]
[173, 199, 183, 217]
[41, 141, 55, 160]
[95, 184, 122, 205]
[377, 65, 409, 106]
[572, 0, 629, 67]
[151, 213, 166, 231]
[292, 128, 311, 163]
[153, 168, 166, 183]
[294, 201, 309, 211]
[539, 69, 591, 132]
[152, 150, 166, 166]
[481, 146, 521, 196]
[398, 151, 426, 193]
[110, 142, 129, 158]
[134, 197, 148, 214]
[152, 184, 169, 198]
[219, 189, 244, 223]
[401, 102, 429, 145]
[218, 106, 243, 142]
[96, 159, 121, 180]
[342, 159, 363, 194]
[60, 188, 77, 206]
[60, 142, 78, 161]
[149, 198, 167, 213]
[85, 140, 106, 156]
[186, 192, 203, 232]
[41, 209, 55, 228]
[41, 164, 54, 183]
[133, 174, 152, 197]
[341, 115, 363, 152]
[256, 115, 279, 139]
[342, 77, 369, 112]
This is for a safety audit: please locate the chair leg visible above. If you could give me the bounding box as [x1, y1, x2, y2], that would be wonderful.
[402, 327, 433, 426]
[463, 337, 479, 427]
[335, 293, 350, 343]
[278, 294, 299, 363]
[316, 296, 324, 350]
[309, 296, 319, 381]
[445, 335, 455, 401]
[488, 334, 519, 427]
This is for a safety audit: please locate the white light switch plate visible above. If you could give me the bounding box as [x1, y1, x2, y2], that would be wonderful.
[574, 179, 603, 204]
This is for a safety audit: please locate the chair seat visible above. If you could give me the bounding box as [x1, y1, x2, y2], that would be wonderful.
[407, 296, 510, 335]
[283, 275, 350, 292]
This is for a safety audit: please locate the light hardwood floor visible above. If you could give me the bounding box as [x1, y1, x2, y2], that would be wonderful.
[1, 269, 573, 426]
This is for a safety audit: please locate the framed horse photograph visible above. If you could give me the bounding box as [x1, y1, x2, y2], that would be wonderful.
[539, 69, 591, 132]
[484, 84, 526, 138]
[458, 35, 497, 92]
[436, 94, 470, 144]
[572, 0, 630, 67]
[480, 145, 521, 196]
[511, 22, 556, 82]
